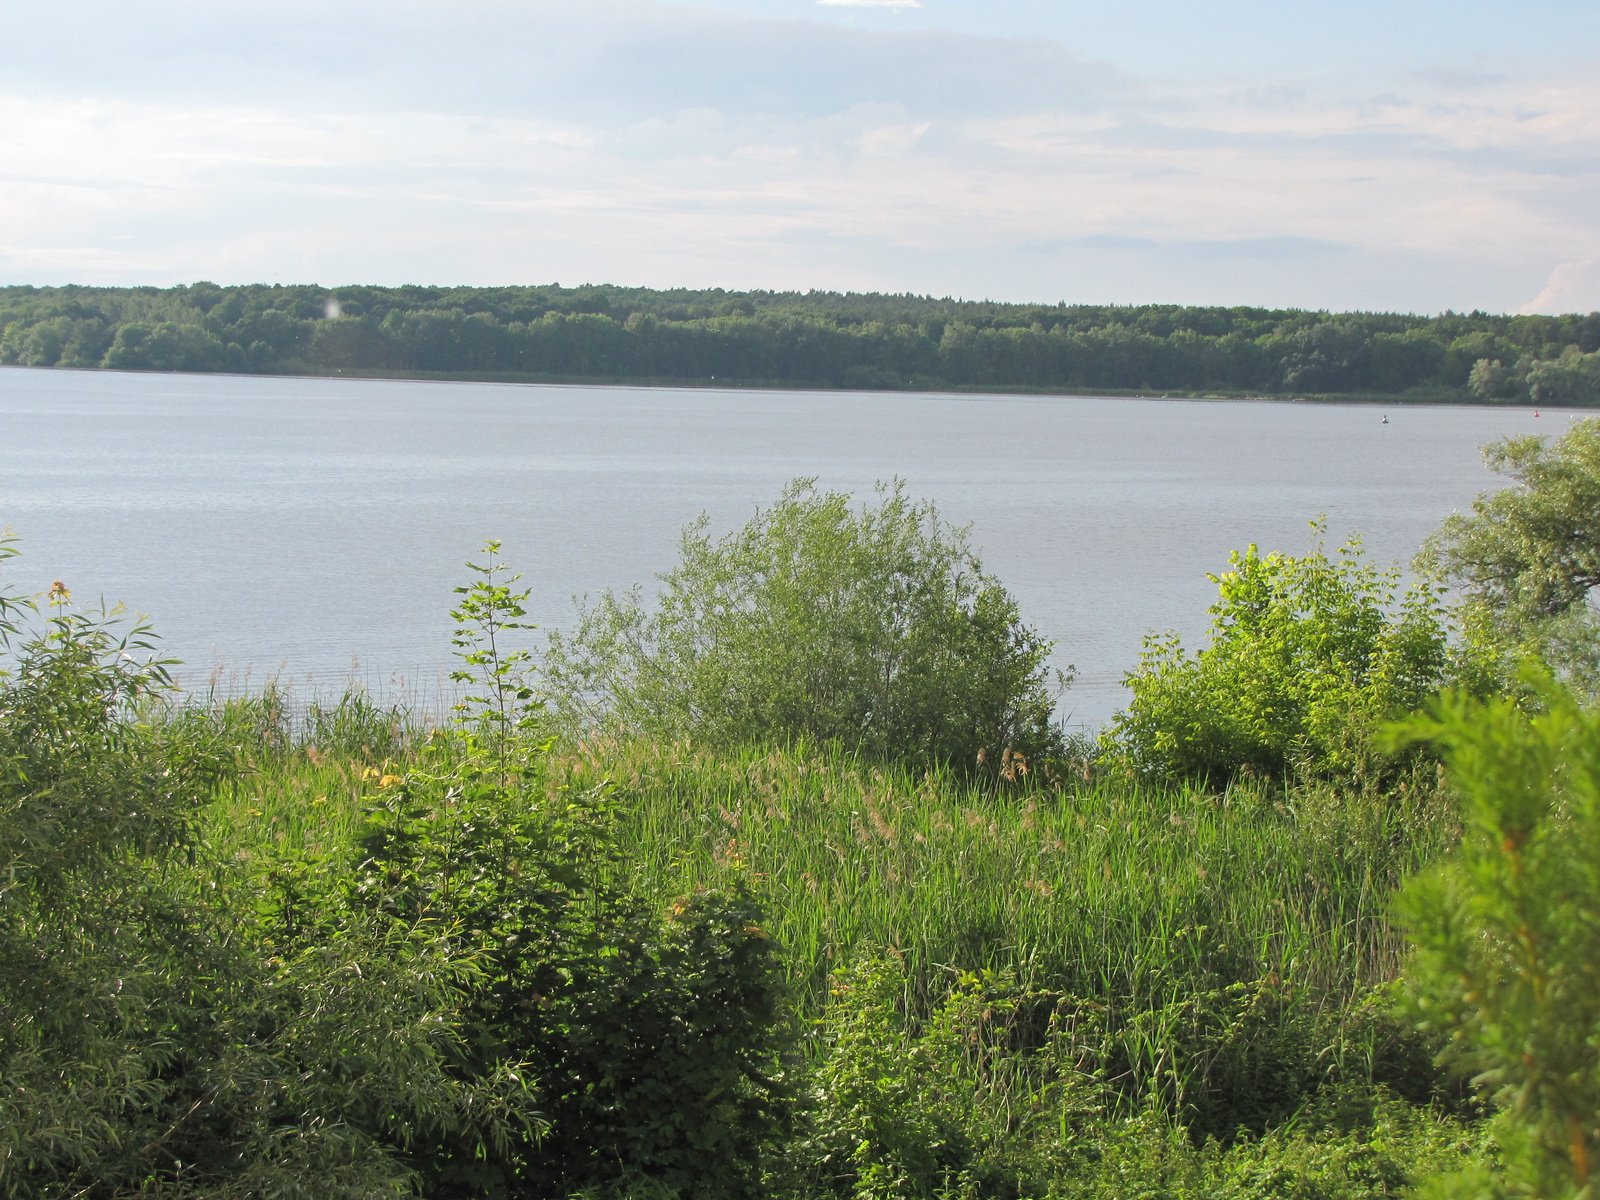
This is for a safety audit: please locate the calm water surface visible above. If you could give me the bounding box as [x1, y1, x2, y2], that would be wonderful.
[0, 367, 1565, 725]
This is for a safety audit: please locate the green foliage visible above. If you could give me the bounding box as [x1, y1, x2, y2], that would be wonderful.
[1466, 357, 1532, 403]
[303, 686, 418, 758]
[448, 539, 543, 768]
[0, 590, 195, 893]
[11, 469, 1560, 1199]
[788, 957, 1102, 1200]
[543, 480, 1065, 772]
[1046, 1091, 1488, 1200]
[0, 545, 794, 1199]
[777, 956, 1483, 1200]
[1105, 528, 1454, 783]
[0, 530, 32, 648]
[1418, 418, 1600, 694]
[0, 585, 519, 1197]
[1393, 677, 1600, 1200]
[352, 763, 794, 1198]
[4, 281, 1598, 397]
[100, 320, 234, 372]
[1528, 348, 1600, 406]
[550, 737, 1460, 1142]
[345, 544, 794, 1198]
[1469, 349, 1600, 406]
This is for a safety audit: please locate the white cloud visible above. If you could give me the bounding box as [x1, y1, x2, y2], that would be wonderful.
[1522, 260, 1600, 314]
[818, 0, 922, 7]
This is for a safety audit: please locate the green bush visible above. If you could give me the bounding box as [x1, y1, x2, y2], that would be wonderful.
[0, 542, 794, 1198]
[1104, 527, 1453, 783]
[543, 480, 1066, 773]
[784, 956, 1102, 1200]
[1394, 676, 1600, 1199]
[351, 760, 792, 1198]
[0, 588, 523, 1197]
[351, 543, 795, 1197]
[1416, 418, 1600, 696]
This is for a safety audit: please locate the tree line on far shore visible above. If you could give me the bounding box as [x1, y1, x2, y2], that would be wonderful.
[2, 281, 1599, 402]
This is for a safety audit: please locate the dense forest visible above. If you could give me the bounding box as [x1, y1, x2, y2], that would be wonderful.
[3, 281, 1599, 402]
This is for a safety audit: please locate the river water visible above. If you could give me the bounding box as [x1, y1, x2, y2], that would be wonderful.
[0, 366, 1562, 725]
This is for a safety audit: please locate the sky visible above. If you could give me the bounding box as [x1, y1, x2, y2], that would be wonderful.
[1, 0, 1598, 313]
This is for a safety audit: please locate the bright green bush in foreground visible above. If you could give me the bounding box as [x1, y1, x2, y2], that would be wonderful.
[0, 597, 528, 1196]
[1106, 529, 1455, 784]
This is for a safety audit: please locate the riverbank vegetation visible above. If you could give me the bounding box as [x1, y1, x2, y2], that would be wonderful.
[7, 422, 1600, 1197]
[2, 282, 1599, 403]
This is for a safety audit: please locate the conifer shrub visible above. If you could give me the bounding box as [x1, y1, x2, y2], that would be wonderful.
[1395, 676, 1600, 1200]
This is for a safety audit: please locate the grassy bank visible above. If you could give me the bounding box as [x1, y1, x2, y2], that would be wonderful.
[202, 696, 1489, 1189]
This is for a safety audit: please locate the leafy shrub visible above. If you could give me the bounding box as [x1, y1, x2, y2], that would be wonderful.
[350, 543, 795, 1197]
[350, 758, 792, 1198]
[1104, 527, 1453, 783]
[785, 956, 1102, 1200]
[1395, 676, 1600, 1200]
[543, 480, 1066, 773]
[0, 584, 521, 1197]
[1417, 418, 1600, 695]
[0, 542, 793, 1198]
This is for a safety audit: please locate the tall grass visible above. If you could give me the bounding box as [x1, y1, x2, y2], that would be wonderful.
[184, 683, 427, 860]
[547, 740, 1461, 1131]
[194, 700, 1463, 1137]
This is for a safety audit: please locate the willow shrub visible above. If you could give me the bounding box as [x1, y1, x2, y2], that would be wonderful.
[1104, 527, 1454, 784]
[1395, 678, 1600, 1200]
[542, 479, 1066, 774]
[0, 591, 528, 1197]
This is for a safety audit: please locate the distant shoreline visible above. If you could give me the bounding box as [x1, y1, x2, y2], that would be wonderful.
[4, 282, 1595, 407]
